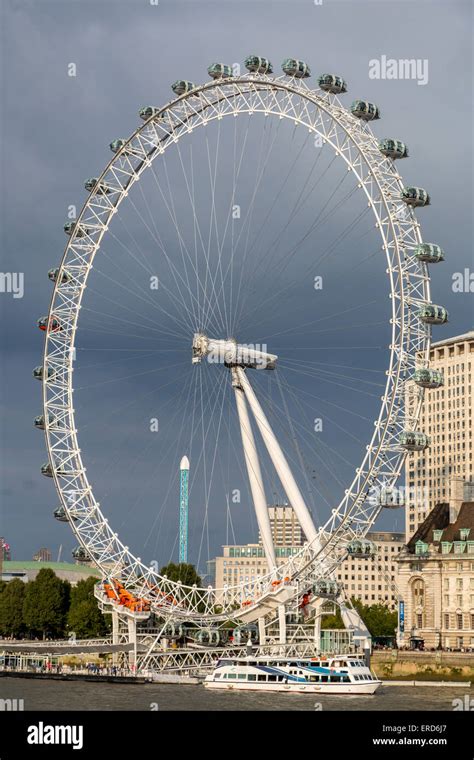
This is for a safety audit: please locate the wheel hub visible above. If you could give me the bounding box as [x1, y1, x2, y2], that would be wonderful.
[191, 332, 278, 370]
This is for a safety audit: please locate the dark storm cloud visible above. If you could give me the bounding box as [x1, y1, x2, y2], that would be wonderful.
[0, 0, 472, 564]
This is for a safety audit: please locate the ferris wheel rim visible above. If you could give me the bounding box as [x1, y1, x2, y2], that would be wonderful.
[41, 71, 431, 617]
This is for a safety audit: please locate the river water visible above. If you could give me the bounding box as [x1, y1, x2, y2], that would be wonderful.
[1, 678, 471, 711]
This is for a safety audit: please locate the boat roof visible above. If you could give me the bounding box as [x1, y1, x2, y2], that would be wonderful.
[218, 654, 364, 662]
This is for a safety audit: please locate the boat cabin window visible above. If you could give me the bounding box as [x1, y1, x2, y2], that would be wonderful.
[257, 675, 266, 682]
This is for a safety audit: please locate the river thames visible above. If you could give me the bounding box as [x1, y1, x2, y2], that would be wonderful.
[1, 678, 471, 711]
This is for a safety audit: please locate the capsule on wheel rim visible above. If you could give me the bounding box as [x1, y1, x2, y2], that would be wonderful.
[347, 539, 377, 558]
[72, 545, 92, 562]
[54, 505, 77, 523]
[208, 63, 233, 79]
[37, 315, 62, 333]
[414, 243, 444, 264]
[84, 177, 114, 195]
[138, 106, 160, 120]
[282, 58, 311, 78]
[413, 368, 444, 388]
[317, 74, 347, 93]
[171, 80, 196, 96]
[416, 303, 449, 325]
[34, 413, 56, 430]
[313, 579, 340, 598]
[376, 487, 406, 508]
[351, 100, 380, 121]
[64, 221, 91, 237]
[244, 55, 273, 74]
[32, 365, 55, 382]
[378, 138, 408, 159]
[41, 462, 54, 478]
[48, 268, 72, 285]
[401, 187, 430, 207]
[399, 431, 430, 452]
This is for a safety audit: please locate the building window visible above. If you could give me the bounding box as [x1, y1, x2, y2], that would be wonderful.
[416, 613, 423, 628]
[444, 614, 450, 630]
[412, 578, 424, 606]
[457, 614, 463, 630]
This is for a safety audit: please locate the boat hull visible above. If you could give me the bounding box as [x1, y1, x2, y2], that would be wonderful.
[204, 680, 381, 695]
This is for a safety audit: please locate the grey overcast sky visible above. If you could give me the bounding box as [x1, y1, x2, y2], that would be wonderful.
[0, 0, 472, 572]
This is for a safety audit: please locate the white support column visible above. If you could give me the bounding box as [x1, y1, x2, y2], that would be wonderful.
[313, 597, 324, 651]
[127, 617, 137, 673]
[235, 367, 320, 549]
[112, 609, 120, 667]
[278, 604, 287, 645]
[232, 369, 277, 572]
[258, 617, 266, 647]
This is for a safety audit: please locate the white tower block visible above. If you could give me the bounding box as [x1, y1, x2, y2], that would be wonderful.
[235, 366, 321, 550]
[232, 369, 276, 572]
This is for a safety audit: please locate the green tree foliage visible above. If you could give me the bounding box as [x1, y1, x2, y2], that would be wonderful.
[67, 577, 111, 639]
[22, 568, 70, 639]
[351, 598, 398, 637]
[159, 562, 202, 586]
[320, 608, 344, 629]
[0, 578, 26, 638]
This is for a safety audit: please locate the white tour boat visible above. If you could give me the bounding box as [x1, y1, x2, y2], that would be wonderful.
[204, 654, 381, 694]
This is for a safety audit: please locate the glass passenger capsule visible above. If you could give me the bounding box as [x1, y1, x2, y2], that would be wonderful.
[317, 74, 347, 93]
[351, 100, 380, 121]
[138, 106, 161, 120]
[64, 221, 91, 237]
[72, 546, 91, 562]
[401, 187, 430, 207]
[416, 303, 449, 325]
[244, 55, 273, 74]
[171, 80, 196, 96]
[414, 243, 444, 264]
[197, 628, 220, 644]
[32, 365, 55, 382]
[347, 539, 377, 558]
[34, 413, 56, 430]
[399, 431, 430, 452]
[41, 462, 54, 478]
[162, 622, 184, 637]
[84, 177, 114, 195]
[378, 138, 408, 159]
[37, 315, 62, 332]
[413, 368, 444, 389]
[208, 63, 233, 79]
[109, 139, 131, 154]
[48, 268, 72, 284]
[313, 579, 339, 598]
[377, 487, 405, 508]
[54, 505, 77, 523]
[282, 58, 311, 78]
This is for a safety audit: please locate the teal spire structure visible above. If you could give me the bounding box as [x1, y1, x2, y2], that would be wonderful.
[179, 455, 190, 563]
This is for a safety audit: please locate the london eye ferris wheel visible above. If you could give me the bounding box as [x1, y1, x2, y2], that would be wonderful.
[35, 55, 447, 625]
